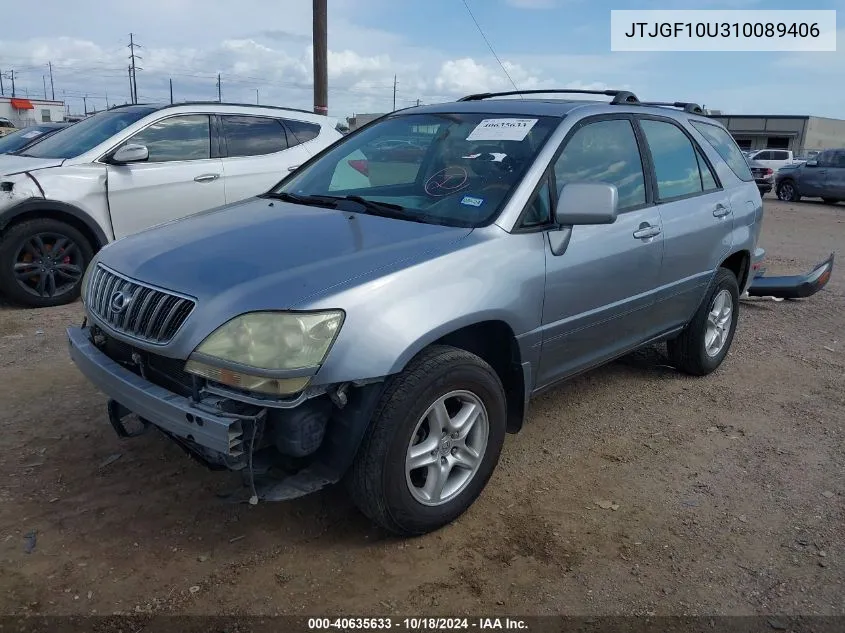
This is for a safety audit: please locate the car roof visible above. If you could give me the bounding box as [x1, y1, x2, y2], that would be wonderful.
[106, 101, 335, 124]
[394, 98, 718, 128]
[407, 98, 604, 118]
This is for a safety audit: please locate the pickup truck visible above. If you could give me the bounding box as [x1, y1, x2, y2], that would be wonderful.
[745, 149, 796, 173]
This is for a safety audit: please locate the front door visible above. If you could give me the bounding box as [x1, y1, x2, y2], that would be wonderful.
[800, 149, 833, 197]
[638, 117, 734, 329]
[107, 114, 225, 239]
[535, 116, 664, 388]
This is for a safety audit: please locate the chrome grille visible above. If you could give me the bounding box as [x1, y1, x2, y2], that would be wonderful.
[87, 264, 195, 344]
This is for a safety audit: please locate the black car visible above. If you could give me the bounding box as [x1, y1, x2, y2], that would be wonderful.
[747, 158, 774, 195]
[0, 123, 71, 155]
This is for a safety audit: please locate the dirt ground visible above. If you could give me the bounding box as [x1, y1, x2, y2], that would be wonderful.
[0, 198, 842, 618]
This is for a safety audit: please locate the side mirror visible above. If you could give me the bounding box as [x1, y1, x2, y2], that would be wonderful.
[111, 143, 149, 164]
[555, 182, 618, 225]
[806, 160, 818, 167]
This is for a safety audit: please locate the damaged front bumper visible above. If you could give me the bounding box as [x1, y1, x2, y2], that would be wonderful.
[67, 325, 383, 502]
[748, 252, 835, 300]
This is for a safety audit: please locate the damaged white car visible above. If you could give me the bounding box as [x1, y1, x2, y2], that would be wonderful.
[0, 103, 343, 307]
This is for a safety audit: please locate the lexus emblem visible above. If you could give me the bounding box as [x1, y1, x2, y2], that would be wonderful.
[109, 290, 133, 314]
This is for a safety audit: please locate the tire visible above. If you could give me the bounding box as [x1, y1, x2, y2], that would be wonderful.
[0, 218, 94, 308]
[667, 267, 740, 376]
[776, 180, 800, 202]
[346, 345, 507, 536]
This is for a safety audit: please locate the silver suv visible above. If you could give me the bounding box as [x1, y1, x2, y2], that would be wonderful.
[68, 89, 764, 535]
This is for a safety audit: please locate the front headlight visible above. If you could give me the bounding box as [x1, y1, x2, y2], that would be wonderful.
[80, 261, 95, 305]
[185, 311, 344, 396]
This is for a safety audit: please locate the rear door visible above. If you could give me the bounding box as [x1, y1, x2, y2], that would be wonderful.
[637, 116, 733, 330]
[824, 150, 845, 199]
[107, 114, 226, 238]
[217, 114, 313, 204]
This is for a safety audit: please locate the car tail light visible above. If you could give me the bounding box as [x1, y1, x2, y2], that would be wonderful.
[348, 159, 369, 176]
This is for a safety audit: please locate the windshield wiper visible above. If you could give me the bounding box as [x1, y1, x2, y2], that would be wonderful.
[309, 195, 412, 220]
[261, 191, 339, 208]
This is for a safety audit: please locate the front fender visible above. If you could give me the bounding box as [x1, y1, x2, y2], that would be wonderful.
[303, 228, 547, 386]
[0, 198, 109, 247]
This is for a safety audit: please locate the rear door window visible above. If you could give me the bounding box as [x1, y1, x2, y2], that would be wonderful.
[689, 120, 753, 182]
[221, 115, 288, 157]
[284, 119, 321, 146]
[640, 119, 704, 200]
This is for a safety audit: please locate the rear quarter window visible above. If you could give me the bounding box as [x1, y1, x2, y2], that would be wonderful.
[689, 120, 753, 182]
[284, 119, 321, 146]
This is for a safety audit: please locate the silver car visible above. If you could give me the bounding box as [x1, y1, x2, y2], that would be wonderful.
[68, 89, 764, 535]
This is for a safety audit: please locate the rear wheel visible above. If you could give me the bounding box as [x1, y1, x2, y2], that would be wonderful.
[347, 345, 507, 536]
[776, 180, 800, 202]
[0, 218, 93, 307]
[668, 268, 740, 376]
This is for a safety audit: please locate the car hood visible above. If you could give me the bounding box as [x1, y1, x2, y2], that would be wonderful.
[96, 197, 472, 311]
[0, 154, 64, 176]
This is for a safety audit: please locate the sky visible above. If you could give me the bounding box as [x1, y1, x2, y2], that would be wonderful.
[0, 0, 842, 121]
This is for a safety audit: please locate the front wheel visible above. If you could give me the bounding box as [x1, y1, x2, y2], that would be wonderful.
[668, 268, 740, 376]
[776, 180, 800, 202]
[0, 218, 93, 308]
[347, 345, 507, 536]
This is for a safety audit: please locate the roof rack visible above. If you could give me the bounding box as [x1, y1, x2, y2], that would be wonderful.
[637, 101, 705, 115]
[457, 89, 640, 105]
[153, 101, 319, 116]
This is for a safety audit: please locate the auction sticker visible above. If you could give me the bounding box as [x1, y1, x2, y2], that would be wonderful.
[466, 118, 537, 142]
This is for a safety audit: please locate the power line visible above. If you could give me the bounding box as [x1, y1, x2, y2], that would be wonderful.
[459, 0, 520, 94]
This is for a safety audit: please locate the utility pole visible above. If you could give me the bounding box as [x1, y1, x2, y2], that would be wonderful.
[216, 73, 222, 102]
[83, 95, 88, 115]
[48, 62, 55, 100]
[128, 33, 142, 104]
[255, 88, 259, 105]
[312, 0, 328, 115]
[2, 70, 16, 98]
[393, 75, 397, 111]
[416, 98, 421, 106]
[43, 75, 48, 99]
[128, 66, 133, 103]
[1, 70, 5, 96]
[169, 78, 173, 104]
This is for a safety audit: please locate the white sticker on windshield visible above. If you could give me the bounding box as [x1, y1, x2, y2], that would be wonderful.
[21, 131, 41, 139]
[466, 118, 538, 142]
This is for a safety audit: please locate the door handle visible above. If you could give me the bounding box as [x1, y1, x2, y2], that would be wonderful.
[713, 203, 732, 218]
[287, 165, 299, 172]
[194, 173, 220, 183]
[633, 224, 661, 240]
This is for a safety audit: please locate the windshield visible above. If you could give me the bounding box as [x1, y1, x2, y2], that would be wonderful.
[20, 107, 157, 159]
[274, 112, 559, 227]
[0, 126, 57, 154]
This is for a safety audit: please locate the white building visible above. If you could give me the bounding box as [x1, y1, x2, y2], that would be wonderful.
[0, 96, 66, 128]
